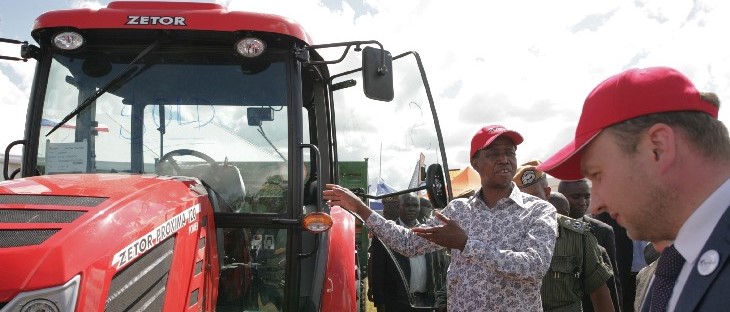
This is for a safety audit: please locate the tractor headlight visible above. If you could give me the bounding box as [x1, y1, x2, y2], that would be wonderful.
[235, 37, 266, 58]
[20, 299, 59, 312]
[2, 275, 80, 312]
[53, 31, 84, 50]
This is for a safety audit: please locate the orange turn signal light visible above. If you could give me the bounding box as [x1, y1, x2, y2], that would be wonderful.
[302, 212, 333, 233]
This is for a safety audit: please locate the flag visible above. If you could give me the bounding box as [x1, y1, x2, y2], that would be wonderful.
[41, 118, 110, 132]
[408, 153, 426, 193]
[369, 178, 396, 211]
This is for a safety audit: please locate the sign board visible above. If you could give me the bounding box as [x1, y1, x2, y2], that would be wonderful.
[46, 140, 87, 174]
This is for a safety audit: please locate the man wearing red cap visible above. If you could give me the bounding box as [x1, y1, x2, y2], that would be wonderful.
[539, 67, 730, 311]
[324, 125, 557, 311]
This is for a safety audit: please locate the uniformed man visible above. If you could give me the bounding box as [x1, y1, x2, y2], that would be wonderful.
[515, 160, 614, 312]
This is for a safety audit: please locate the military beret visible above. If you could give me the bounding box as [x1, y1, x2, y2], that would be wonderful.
[513, 159, 546, 188]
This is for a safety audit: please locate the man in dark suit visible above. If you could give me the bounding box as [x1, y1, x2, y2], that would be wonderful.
[538, 67, 730, 311]
[368, 194, 439, 311]
[367, 196, 399, 311]
[596, 212, 635, 312]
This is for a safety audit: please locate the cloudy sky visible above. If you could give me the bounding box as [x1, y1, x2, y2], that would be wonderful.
[2, 0, 730, 174]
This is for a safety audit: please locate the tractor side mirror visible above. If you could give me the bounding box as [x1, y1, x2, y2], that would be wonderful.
[361, 46, 394, 102]
[0, 38, 38, 61]
[20, 42, 40, 60]
[425, 163, 448, 209]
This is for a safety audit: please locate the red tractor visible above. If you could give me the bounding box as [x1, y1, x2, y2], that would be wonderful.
[0, 2, 451, 311]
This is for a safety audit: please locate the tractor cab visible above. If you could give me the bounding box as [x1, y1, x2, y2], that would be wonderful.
[0, 2, 451, 311]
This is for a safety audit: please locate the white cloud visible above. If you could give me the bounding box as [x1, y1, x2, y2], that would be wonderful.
[70, 0, 105, 9]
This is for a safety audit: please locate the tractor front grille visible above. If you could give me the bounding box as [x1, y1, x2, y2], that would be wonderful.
[0, 194, 103, 247]
[0, 194, 106, 206]
[105, 237, 175, 311]
[0, 229, 60, 247]
[0, 210, 84, 223]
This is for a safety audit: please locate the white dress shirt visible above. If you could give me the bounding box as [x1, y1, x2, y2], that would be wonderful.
[398, 218, 427, 293]
[669, 178, 730, 311]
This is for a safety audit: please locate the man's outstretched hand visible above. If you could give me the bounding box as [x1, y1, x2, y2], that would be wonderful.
[322, 183, 372, 220]
[324, 184, 467, 250]
[412, 211, 468, 251]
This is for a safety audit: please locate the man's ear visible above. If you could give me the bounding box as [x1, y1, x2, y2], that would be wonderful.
[545, 186, 551, 198]
[645, 123, 676, 172]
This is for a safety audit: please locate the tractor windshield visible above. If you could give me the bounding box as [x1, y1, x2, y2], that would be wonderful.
[36, 46, 291, 213]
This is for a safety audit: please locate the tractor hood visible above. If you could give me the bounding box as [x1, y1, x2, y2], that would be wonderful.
[0, 173, 208, 302]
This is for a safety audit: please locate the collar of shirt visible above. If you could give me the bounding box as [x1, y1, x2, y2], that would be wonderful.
[469, 182, 528, 210]
[668, 177, 730, 311]
[674, 177, 730, 266]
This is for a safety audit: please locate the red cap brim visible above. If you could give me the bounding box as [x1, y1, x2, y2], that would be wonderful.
[499, 131, 524, 147]
[537, 131, 600, 180]
[470, 129, 524, 158]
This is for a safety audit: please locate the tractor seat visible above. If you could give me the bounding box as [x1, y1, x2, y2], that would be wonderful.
[189, 164, 246, 212]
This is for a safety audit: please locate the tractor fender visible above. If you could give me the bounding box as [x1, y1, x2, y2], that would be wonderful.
[320, 206, 356, 312]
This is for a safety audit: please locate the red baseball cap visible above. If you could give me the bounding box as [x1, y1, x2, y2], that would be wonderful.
[470, 125, 524, 158]
[538, 66, 719, 180]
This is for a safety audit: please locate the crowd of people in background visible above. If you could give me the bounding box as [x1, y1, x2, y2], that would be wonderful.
[324, 66, 730, 311]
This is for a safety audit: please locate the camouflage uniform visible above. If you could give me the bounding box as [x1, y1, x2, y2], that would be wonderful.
[541, 215, 613, 312]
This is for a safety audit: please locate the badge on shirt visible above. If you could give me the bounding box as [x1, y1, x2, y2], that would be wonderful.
[571, 221, 582, 231]
[697, 249, 720, 276]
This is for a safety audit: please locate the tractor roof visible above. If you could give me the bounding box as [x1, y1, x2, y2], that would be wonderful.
[32, 1, 313, 45]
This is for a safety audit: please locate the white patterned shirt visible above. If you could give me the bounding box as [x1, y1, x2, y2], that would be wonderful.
[366, 185, 557, 311]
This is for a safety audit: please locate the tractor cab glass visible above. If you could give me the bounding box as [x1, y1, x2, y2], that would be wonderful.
[38, 43, 290, 214]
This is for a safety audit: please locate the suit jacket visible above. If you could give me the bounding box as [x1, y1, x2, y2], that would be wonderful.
[369, 238, 407, 308]
[634, 260, 657, 311]
[673, 204, 730, 311]
[368, 237, 436, 311]
[597, 212, 633, 309]
[582, 215, 623, 312]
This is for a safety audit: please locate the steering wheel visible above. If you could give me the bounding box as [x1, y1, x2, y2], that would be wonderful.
[156, 149, 217, 175]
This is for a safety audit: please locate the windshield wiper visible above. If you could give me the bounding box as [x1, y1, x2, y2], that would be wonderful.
[257, 125, 287, 161]
[46, 40, 161, 136]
